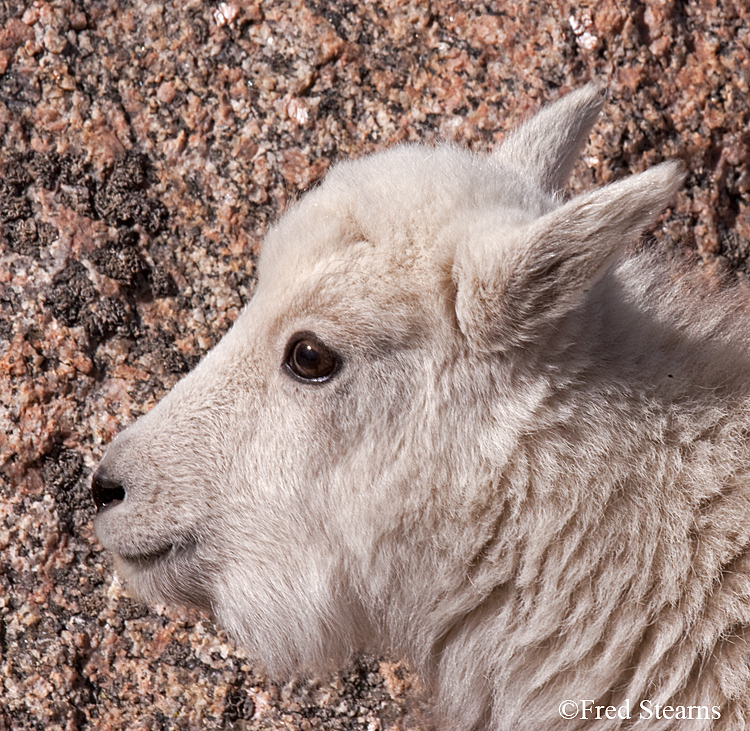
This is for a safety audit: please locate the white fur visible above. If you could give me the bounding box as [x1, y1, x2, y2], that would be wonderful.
[94, 86, 750, 730]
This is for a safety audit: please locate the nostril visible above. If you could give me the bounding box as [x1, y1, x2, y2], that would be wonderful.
[91, 467, 126, 511]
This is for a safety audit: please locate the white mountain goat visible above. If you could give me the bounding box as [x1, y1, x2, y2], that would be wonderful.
[92, 85, 750, 730]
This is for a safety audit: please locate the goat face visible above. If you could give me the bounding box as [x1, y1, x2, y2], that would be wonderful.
[92, 86, 686, 687]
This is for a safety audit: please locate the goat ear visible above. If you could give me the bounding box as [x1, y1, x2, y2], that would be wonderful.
[454, 162, 685, 352]
[495, 84, 606, 196]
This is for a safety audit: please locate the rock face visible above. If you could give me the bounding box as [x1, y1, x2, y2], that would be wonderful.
[0, 1, 748, 729]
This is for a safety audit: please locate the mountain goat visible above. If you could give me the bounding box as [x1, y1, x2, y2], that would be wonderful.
[92, 85, 750, 730]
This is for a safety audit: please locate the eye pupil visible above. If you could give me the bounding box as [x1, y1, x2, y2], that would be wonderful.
[286, 336, 338, 381]
[294, 341, 321, 372]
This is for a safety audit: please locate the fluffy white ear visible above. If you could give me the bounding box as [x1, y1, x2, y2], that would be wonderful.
[495, 84, 606, 196]
[454, 162, 686, 352]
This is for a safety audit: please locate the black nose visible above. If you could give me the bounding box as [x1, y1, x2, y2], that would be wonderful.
[91, 467, 126, 511]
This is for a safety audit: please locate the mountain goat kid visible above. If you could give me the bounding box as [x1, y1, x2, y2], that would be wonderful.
[92, 86, 750, 730]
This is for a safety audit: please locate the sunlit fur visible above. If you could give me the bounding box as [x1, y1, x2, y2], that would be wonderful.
[94, 86, 750, 730]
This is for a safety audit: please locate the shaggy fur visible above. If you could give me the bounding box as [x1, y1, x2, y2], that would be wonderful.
[93, 86, 750, 730]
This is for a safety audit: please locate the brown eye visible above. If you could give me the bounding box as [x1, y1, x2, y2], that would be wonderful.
[285, 335, 340, 382]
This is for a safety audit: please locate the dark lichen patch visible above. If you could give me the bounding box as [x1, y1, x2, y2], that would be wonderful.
[0, 316, 12, 341]
[124, 326, 198, 376]
[81, 295, 134, 343]
[58, 154, 92, 188]
[1, 152, 32, 190]
[147, 263, 178, 298]
[36, 221, 58, 247]
[2, 219, 57, 256]
[90, 242, 148, 288]
[223, 676, 256, 724]
[41, 446, 84, 494]
[27, 151, 62, 190]
[160, 640, 195, 667]
[47, 259, 98, 328]
[90, 227, 177, 299]
[110, 152, 151, 191]
[41, 445, 91, 532]
[0, 181, 32, 223]
[3, 219, 39, 255]
[93, 153, 167, 233]
[59, 183, 94, 217]
[46, 259, 135, 345]
[718, 229, 750, 276]
[117, 596, 151, 621]
[273, 657, 410, 731]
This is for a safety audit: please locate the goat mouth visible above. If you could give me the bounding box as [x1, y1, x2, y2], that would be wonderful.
[119, 545, 172, 567]
[114, 538, 214, 611]
[118, 538, 195, 568]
